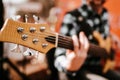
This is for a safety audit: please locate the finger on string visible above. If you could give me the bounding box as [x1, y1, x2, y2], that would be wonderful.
[72, 35, 79, 55]
[83, 33, 89, 51]
[66, 49, 72, 55]
[37, 32, 72, 45]
[24, 32, 72, 48]
[79, 32, 85, 51]
[24, 34, 70, 49]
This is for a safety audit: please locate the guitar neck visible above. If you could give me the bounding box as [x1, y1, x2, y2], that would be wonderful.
[0, 19, 108, 57]
[45, 34, 108, 58]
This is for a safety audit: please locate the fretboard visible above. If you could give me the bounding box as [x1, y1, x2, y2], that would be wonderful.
[45, 34, 108, 58]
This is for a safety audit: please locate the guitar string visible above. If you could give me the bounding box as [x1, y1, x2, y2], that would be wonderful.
[5, 23, 72, 41]
[6, 26, 74, 48]
[5, 28, 73, 49]
[7, 21, 105, 55]
[21, 31, 102, 53]
[25, 31, 72, 43]
[15, 28, 73, 44]
[10, 19, 73, 49]
[16, 32, 73, 49]
[18, 36, 73, 50]
[33, 33, 72, 49]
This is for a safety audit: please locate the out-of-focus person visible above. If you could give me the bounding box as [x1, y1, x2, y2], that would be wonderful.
[54, 0, 120, 80]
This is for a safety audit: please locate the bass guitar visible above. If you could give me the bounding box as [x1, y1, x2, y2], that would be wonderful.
[0, 19, 109, 60]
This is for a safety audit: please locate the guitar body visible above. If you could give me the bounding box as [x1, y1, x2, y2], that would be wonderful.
[93, 31, 115, 73]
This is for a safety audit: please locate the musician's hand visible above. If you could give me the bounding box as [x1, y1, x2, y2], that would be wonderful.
[103, 59, 115, 73]
[65, 32, 89, 71]
[93, 31, 112, 53]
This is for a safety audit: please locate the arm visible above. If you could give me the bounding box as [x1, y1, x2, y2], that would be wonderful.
[65, 32, 89, 71]
[54, 32, 89, 75]
[54, 10, 89, 75]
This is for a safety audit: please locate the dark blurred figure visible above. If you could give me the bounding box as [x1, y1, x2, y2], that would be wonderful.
[0, 0, 4, 29]
[0, 0, 7, 80]
[45, 0, 60, 79]
[0, 0, 4, 79]
[54, 0, 120, 80]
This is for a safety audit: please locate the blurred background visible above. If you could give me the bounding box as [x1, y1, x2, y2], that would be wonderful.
[0, 0, 120, 80]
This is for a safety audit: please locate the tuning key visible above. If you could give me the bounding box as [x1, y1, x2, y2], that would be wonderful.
[30, 51, 41, 64]
[11, 44, 22, 53]
[34, 51, 39, 59]
[11, 15, 21, 21]
[17, 27, 24, 33]
[33, 15, 39, 23]
[30, 27, 36, 33]
[21, 34, 28, 41]
[42, 43, 48, 48]
[23, 48, 33, 56]
[40, 26, 46, 32]
[24, 14, 29, 23]
[32, 38, 39, 44]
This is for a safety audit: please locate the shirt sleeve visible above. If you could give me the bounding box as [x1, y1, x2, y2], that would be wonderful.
[54, 13, 78, 76]
[101, 11, 110, 38]
[60, 13, 77, 36]
[54, 48, 78, 76]
[104, 12, 110, 37]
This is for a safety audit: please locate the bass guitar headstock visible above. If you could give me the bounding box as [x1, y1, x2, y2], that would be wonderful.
[0, 19, 56, 54]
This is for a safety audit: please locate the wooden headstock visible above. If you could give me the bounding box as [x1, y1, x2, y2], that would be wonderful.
[0, 19, 56, 54]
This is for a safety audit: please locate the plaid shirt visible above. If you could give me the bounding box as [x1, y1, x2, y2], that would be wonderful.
[54, 4, 109, 76]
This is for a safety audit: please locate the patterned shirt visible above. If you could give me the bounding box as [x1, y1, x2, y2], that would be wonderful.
[54, 4, 109, 77]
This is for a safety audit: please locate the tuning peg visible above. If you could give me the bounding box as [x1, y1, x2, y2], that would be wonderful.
[11, 44, 22, 54]
[30, 51, 39, 64]
[23, 48, 33, 56]
[24, 14, 29, 23]
[30, 51, 46, 64]
[33, 15, 39, 23]
[11, 15, 21, 21]
[34, 51, 39, 59]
